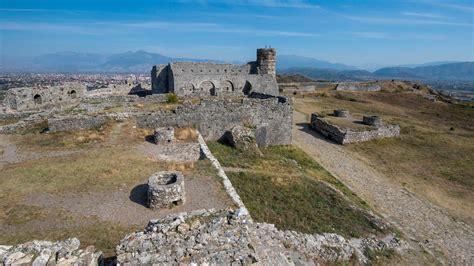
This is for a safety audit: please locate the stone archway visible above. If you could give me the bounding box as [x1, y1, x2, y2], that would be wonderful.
[184, 83, 195, 94]
[200, 81, 216, 96]
[221, 80, 234, 92]
[69, 90, 77, 99]
[243, 81, 252, 95]
[33, 94, 42, 105]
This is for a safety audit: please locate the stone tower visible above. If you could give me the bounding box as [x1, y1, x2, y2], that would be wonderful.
[256, 48, 276, 77]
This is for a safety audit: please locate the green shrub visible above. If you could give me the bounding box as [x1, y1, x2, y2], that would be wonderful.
[166, 93, 178, 104]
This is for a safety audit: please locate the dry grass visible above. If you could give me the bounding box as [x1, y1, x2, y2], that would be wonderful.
[295, 89, 474, 224]
[207, 142, 389, 238]
[322, 116, 374, 131]
[0, 121, 220, 257]
[174, 127, 199, 142]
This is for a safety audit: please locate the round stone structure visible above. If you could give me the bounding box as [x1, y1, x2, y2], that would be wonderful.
[363, 116, 383, 127]
[147, 171, 185, 209]
[334, 109, 350, 117]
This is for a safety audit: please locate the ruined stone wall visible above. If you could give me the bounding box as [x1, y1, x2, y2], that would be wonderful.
[151, 62, 279, 97]
[137, 95, 293, 146]
[48, 115, 108, 133]
[278, 81, 336, 94]
[310, 114, 400, 144]
[336, 82, 382, 92]
[6, 83, 86, 111]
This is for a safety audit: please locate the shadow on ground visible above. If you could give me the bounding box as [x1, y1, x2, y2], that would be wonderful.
[295, 122, 338, 145]
[129, 184, 148, 207]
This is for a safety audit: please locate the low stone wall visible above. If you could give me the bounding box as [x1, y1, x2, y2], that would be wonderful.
[116, 209, 409, 265]
[336, 82, 382, 92]
[279, 81, 336, 93]
[48, 115, 108, 132]
[83, 94, 168, 104]
[310, 114, 400, 144]
[137, 95, 293, 146]
[0, 238, 102, 265]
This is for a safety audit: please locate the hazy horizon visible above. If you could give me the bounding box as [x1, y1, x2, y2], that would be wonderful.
[0, 0, 473, 69]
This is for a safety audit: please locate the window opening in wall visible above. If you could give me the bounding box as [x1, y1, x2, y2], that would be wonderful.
[33, 94, 42, 105]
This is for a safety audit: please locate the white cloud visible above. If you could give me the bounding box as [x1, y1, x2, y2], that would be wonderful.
[177, 0, 320, 8]
[0, 20, 319, 37]
[402, 12, 448, 19]
[341, 14, 472, 27]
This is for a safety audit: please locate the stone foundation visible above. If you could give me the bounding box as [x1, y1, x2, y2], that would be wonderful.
[148, 171, 185, 209]
[310, 113, 400, 144]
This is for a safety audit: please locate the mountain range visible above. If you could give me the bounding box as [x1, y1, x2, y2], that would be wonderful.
[281, 62, 474, 81]
[0, 50, 472, 81]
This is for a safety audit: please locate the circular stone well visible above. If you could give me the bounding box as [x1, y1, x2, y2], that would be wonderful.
[363, 116, 383, 127]
[334, 109, 350, 117]
[147, 171, 185, 209]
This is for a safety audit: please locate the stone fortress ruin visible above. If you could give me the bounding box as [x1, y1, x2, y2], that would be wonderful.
[151, 48, 279, 97]
[0, 48, 414, 265]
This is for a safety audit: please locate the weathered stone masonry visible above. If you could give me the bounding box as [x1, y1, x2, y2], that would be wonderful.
[310, 113, 400, 144]
[137, 95, 293, 147]
[151, 48, 279, 97]
[5, 83, 85, 111]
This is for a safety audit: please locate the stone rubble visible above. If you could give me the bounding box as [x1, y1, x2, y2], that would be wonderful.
[0, 238, 102, 266]
[225, 125, 262, 154]
[116, 209, 409, 265]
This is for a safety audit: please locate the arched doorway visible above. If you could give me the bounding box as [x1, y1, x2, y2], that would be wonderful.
[200, 81, 216, 96]
[33, 94, 42, 105]
[243, 81, 252, 95]
[221, 80, 234, 92]
[69, 90, 77, 99]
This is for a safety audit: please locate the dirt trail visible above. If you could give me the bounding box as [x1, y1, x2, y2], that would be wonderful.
[292, 111, 474, 264]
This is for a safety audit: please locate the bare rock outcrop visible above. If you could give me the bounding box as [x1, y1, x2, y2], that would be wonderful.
[225, 125, 262, 154]
[116, 209, 409, 265]
[0, 238, 102, 266]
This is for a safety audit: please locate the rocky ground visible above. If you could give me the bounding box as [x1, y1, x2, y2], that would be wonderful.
[293, 110, 474, 264]
[116, 208, 409, 265]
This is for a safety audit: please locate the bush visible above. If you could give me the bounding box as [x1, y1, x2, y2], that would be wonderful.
[166, 93, 178, 104]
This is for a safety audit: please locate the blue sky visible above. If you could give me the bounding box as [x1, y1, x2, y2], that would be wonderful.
[0, 0, 473, 68]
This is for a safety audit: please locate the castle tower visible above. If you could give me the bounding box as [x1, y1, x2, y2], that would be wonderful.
[256, 48, 276, 77]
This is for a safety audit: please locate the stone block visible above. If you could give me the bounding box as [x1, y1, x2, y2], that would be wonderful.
[154, 127, 174, 144]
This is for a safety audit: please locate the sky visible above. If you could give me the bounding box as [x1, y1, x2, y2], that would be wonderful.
[0, 0, 473, 68]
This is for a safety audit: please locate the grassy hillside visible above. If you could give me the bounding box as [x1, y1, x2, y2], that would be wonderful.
[294, 86, 474, 224]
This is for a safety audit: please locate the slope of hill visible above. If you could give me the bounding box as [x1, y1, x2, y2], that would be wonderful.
[280, 62, 474, 81]
[277, 55, 357, 71]
[374, 62, 474, 80]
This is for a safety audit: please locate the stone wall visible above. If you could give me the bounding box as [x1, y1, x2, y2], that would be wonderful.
[310, 114, 400, 144]
[336, 82, 382, 92]
[278, 81, 336, 94]
[137, 95, 293, 146]
[152, 62, 278, 97]
[6, 83, 86, 111]
[48, 115, 108, 132]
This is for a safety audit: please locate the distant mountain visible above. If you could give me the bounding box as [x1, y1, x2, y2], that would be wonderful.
[397, 61, 460, 68]
[374, 62, 474, 80]
[277, 55, 357, 71]
[32, 52, 109, 71]
[1, 51, 227, 73]
[99, 50, 173, 72]
[280, 62, 474, 81]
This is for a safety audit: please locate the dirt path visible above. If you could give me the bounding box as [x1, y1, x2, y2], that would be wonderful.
[292, 111, 474, 264]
